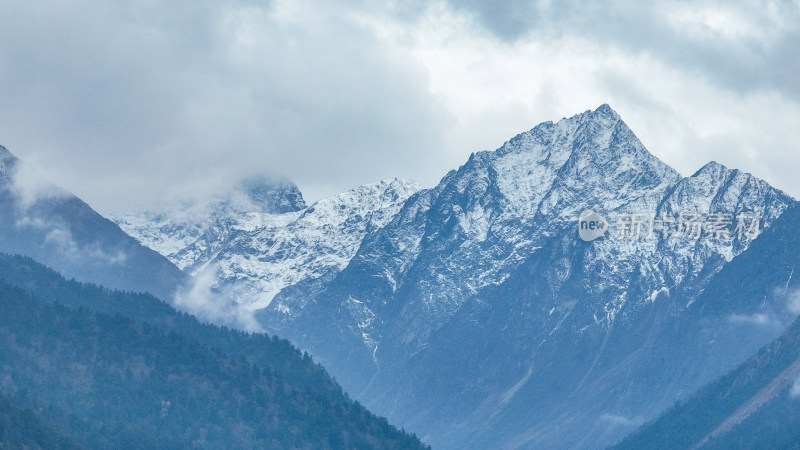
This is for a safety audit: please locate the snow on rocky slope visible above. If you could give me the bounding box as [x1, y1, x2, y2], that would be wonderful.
[113, 177, 420, 312]
[265, 105, 788, 355]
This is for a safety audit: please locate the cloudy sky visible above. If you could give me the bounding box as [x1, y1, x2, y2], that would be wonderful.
[0, 0, 798, 214]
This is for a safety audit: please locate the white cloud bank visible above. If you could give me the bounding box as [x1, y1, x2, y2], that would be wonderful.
[173, 263, 264, 332]
[0, 0, 798, 214]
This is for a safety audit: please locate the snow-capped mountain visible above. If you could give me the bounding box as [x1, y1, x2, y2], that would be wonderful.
[115, 178, 420, 312]
[256, 105, 793, 448]
[113, 105, 795, 449]
[113, 176, 307, 259]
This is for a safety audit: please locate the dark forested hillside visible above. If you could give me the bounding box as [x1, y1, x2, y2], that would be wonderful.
[0, 393, 79, 449]
[0, 254, 427, 449]
[0, 253, 341, 402]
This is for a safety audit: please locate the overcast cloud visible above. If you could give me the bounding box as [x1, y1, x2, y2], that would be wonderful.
[0, 0, 798, 214]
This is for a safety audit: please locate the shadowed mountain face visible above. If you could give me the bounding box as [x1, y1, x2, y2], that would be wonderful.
[0, 145, 187, 301]
[614, 203, 800, 449]
[113, 105, 796, 448]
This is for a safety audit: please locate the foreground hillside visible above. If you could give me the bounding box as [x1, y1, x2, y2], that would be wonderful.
[0, 253, 427, 449]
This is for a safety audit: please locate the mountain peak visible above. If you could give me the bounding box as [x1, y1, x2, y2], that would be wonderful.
[593, 102, 618, 117]
[239, 176, 306, 214]
[313, 178, 420, 214]
[691, 160, 731, 178]
[561, 103, 621, 131]
[498, 104, 624, 159]
[662, 158, 790, 220]
[457, 104, 681, 220]
[0, 144, 14, 158]
[377, 177, 421, 195]
[0, 145, 19, 180]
